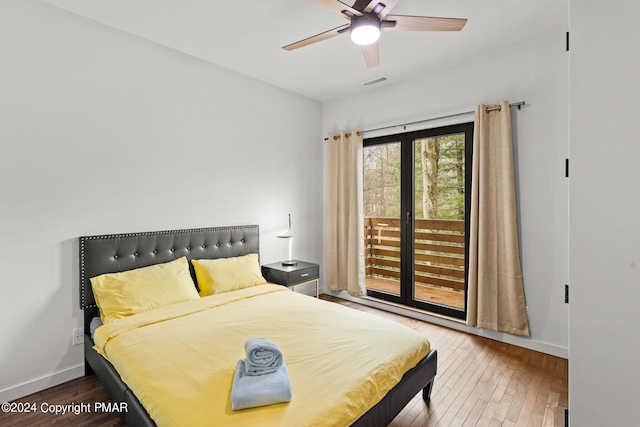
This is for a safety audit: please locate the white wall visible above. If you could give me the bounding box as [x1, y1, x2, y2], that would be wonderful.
[569, 1, 640, 425]
[323, 33, 569, 357]
[0, 0, 322, 402]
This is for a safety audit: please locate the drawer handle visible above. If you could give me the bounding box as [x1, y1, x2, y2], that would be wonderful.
[300, 273, 309, 277]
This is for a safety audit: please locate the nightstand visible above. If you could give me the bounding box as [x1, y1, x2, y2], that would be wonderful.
[261, 261, 320, 298]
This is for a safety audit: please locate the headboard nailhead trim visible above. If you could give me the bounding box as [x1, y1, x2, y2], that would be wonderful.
[80, 237, 86, 308]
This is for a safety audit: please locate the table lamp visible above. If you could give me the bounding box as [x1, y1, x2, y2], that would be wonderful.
[277, 214, 297, 266]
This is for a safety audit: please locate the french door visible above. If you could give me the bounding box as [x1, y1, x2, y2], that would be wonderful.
[363, 123, 473, 319]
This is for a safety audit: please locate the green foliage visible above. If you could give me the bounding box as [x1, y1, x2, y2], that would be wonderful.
[363, 142, 402, 217]
[364, 133, 465, 220]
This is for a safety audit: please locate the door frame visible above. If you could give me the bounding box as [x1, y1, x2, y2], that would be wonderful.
[364, 122, 473, 320]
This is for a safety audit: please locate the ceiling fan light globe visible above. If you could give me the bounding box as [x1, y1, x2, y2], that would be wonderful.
[351, 25, 380, 45]
[350, 14, 382, 46]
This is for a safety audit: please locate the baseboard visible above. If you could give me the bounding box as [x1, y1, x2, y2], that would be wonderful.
[0, 364, 85, 404]
[329, 291, 569, 359]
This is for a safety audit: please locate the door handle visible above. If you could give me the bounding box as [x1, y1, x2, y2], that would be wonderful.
[406, 211, 412, 224]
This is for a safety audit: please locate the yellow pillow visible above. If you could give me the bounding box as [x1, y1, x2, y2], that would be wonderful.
[91, 257, 199, 324]
[192, 253, 267, 296]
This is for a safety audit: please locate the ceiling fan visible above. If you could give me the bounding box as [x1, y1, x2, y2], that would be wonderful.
[283, 0, 467, 68]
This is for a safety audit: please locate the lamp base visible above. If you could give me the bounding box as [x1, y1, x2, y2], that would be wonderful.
[282, 260, 298, 266]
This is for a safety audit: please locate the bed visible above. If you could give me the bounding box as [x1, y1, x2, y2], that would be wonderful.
[80, 225, 437, 427]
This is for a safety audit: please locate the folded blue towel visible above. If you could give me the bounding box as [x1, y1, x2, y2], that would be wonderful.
[244, 338, 283, 376]
[231, 359, 293, 410]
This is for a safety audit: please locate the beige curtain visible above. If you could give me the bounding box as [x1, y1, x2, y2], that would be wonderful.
[467, 101, 530, 336]
[326, 130, 366, 296]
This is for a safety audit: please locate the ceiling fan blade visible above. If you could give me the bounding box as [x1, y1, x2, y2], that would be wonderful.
[361, 42, 380, 68]
[352, 0, 373, 11]
[283, 24, 350, 51]
[363, 0, 400, 18]
[315, 0, 362, 19]
[383, 15, 467, 32]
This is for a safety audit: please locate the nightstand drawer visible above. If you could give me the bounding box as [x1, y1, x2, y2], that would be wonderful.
[287, 266, 319, 284]
[262, 261, 319, 286]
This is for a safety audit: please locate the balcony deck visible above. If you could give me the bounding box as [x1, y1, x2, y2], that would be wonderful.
[365, 216, 466, 311]
[366, 276, 465, 309]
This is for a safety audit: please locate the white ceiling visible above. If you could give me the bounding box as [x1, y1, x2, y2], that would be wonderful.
[40, 0, 566, 102]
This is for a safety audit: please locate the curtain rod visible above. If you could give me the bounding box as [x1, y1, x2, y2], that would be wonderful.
[323, 101, 525, 141]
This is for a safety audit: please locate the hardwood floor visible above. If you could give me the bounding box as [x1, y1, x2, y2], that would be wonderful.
[325, 296, 568, 427]
[2, 296, 567, 427]
[0, 374, 125, 427]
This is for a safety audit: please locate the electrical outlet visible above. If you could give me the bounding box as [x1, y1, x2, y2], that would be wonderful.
[73, 328, 84, 346]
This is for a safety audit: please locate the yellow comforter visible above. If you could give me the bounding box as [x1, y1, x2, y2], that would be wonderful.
[94, 284, 431, 427]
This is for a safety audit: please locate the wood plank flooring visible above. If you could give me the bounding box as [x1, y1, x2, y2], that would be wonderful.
[0, 374, 125, 427]
[326, 296, 568, 427]
[1, 295, 567, 427]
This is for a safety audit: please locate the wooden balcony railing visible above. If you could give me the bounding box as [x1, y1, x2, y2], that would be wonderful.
[365, 216, 465, 308]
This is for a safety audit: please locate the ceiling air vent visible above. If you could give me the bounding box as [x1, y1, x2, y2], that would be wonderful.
[362, 76, 389, 87]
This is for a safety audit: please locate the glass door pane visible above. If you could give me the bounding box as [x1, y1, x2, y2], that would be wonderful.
[363, 141, 402, 299]
[362, 122, 471, 318]
[412, 133, 467, 311]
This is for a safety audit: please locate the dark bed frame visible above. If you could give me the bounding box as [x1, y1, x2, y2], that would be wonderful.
[80, 224, 437, 427]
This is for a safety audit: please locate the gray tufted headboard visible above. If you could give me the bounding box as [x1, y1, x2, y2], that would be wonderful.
[79, 225, 260, 331]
